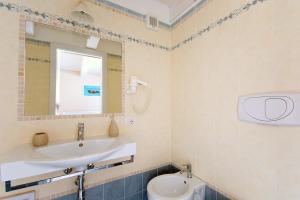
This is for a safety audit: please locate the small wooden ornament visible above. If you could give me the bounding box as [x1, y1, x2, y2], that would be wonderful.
[108, 115, 119, 137]
[32, 132, 49, 147]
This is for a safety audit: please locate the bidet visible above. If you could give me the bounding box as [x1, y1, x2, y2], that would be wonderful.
[147, 172, 205, 200]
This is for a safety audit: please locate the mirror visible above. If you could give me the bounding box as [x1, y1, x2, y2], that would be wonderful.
[23, 22, 123, 117]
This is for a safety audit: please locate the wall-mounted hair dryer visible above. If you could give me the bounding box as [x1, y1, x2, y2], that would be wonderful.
[127, 76, 149, 94]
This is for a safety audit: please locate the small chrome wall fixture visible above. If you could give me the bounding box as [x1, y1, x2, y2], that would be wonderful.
[127, 76, 149, 94]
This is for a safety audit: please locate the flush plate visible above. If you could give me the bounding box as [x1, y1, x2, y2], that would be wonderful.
[238, 93, 300, 125]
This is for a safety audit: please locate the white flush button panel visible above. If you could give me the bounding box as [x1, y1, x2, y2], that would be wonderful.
[238, 93, 300, 125]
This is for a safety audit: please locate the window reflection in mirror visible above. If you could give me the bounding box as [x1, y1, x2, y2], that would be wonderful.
[24, 22, 122, 116]
[56, 50, 104, 115]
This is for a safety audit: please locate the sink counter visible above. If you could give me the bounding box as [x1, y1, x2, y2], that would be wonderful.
[0, 136, 136, 181]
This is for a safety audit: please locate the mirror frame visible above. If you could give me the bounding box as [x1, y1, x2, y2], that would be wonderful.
[18, 16, 125, 121]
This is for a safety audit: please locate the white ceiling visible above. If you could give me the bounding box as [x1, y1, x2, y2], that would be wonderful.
[59, 50, 102, 76]
[105, 0, 204, 25]
[156, 0, 177, 7]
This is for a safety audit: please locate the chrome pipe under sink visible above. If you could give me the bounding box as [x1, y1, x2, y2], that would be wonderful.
[76, 174, 85, 200]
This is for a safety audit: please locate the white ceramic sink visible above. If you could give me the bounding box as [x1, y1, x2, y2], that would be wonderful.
[147, 172, 205, 200]
[0, 137, 136, 181]
[28, 138, 124, 168]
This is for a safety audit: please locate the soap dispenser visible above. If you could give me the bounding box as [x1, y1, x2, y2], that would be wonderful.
[108, 115, 119, 137]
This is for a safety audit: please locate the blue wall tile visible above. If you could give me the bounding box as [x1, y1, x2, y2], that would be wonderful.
[54, 193, 77, 200]
[125, 192, 142, 200]
[125, 173, 142, 197]
[142, 169, 157, 190]
[104, 178, 124, 200]
[205, 186, 217, 200]
[86, 185, 103, 200]
[217, 191, 230, 200]
[142, 190, 148, 200]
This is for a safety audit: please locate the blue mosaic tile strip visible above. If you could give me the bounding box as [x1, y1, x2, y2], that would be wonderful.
[171, 0, 269, 50]
[0, 1, 170, 51]
[92, 0, 269, 50]
[0, 0, 268, 52]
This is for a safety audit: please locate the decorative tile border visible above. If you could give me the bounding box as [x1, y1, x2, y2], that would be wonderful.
[26, 57, 51, 64]
[171, 0, 269, 50]
[89, 0, 270, 51]
[2, 0, 268, 53]
[0, 1, 170, 51]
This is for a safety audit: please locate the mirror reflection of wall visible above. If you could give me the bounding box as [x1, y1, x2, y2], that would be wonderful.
[24, 22, 123, 116]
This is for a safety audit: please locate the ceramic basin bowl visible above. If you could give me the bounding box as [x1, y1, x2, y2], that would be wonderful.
[27, 138, 124, 168]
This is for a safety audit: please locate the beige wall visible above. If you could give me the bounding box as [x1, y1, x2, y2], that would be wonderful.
[0, 0, 171, 198]
[106, 54, 122, 113]
[171, 0, 300, 200]
[25, 40, 50, 115]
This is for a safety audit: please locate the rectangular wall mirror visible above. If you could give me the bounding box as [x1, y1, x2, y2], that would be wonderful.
[22, 21, 123, 118]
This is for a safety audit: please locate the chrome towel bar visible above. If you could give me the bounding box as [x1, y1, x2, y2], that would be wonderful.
[5, 155, 134, 192]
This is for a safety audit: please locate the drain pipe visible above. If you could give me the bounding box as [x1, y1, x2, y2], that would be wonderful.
[76, 174, 85, 200]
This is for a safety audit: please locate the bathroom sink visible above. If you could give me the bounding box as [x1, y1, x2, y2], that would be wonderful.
[147, 172, 205, 200]
[0, 137, 136, 181]
[27, 138, 124, 168]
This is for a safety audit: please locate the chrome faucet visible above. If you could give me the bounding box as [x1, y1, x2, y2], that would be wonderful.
[77, 123, 85, 141]
[182, 163, 192, 178]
